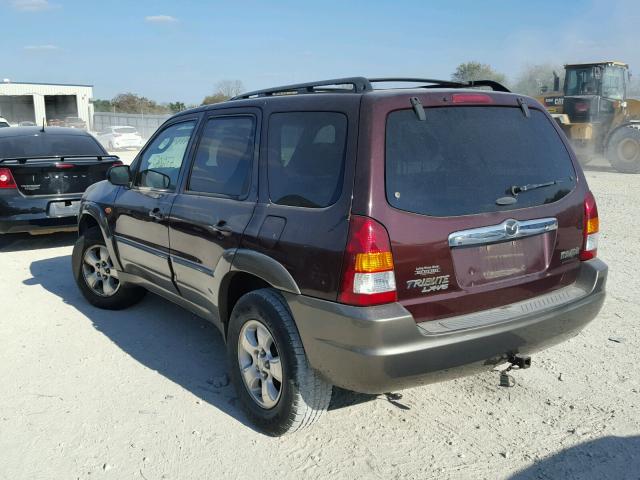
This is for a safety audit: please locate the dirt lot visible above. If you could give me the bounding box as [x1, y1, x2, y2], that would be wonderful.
[1, 165, 638, 480]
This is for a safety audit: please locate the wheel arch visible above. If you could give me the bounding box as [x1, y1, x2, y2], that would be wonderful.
[78, 201, 122, 270]
[218, 249, 300, 338]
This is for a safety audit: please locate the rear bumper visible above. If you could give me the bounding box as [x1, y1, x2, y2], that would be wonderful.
[287, 259, 607, 394]
[0, 192, 80, 234]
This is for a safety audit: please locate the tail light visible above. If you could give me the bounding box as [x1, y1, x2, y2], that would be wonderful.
[339, 215, 397, 306]
[579, 191, 599, 261]
[0, 168, 17, 189]
[575, 102, 590, 113]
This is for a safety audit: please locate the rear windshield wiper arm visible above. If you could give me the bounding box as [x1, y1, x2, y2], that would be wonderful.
[509, 178, 570, 196]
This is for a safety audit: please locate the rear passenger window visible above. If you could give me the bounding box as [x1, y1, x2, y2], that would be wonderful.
[188, 116, 255, 197]
[268, 112, 347, 208]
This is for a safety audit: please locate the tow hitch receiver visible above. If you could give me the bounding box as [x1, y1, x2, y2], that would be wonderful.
[498, 354, 531, 387]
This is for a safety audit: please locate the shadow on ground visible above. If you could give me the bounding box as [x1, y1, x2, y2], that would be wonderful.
[25, 254, 377, 432]
[0, 231, 76, 253]
[25, 253, 257, 430]
[509, 436, 640, 480]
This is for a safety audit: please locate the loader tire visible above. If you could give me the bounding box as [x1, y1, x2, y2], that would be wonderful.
[607, 126, 640, 174]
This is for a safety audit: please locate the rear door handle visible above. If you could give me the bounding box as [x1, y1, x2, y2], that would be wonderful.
[209, 220, 232, 237]
[148, 208, 163, 221]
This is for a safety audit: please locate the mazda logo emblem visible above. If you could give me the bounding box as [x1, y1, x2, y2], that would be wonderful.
[505, 219, 519, 237]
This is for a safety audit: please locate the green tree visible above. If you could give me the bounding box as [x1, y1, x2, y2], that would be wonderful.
[111, 93, 171, 114]
[451, 61, 507, 85]
[168, 101, 186, 113]
[512, 64, 564, 97]
[201, 92, 228, 105]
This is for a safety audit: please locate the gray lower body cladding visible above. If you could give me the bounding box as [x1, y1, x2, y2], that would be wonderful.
[287, 259, 607, 394]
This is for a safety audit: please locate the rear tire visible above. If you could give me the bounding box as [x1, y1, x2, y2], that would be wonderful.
[607, 126, 640, 173]
[227, 288, 332, 436]
[72, 226, 145, 309]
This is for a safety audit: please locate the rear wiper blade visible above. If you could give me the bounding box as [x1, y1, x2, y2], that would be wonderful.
[509, 178, 570, 196]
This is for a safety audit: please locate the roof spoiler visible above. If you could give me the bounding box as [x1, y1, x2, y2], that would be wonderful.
[0, 154, 120, 164]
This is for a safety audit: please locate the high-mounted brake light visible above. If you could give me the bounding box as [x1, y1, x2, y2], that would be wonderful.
[339, 215, 397, 306]
[0, 168, 17, 189]
[55, 163, 75, 169]
[112, 161, 124, 166]
[579, 191, 599, 261]
[451, 93, 493, 104]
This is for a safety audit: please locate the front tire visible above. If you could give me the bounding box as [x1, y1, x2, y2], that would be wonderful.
[227, 289, 332, 436]
[607, 126, 640, 173]
[72, 227, 145, 309]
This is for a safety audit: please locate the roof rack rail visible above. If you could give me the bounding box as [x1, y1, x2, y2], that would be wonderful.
[231, 76, 510, 100]
[231, 77, 373, 100]
[369, 77, 510, 92]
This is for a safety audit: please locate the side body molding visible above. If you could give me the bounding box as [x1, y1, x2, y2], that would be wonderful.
[230, 249, 301, 295]
[78, 201, 123, 271]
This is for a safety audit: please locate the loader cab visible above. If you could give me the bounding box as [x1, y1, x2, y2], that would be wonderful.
[562, 62, 629, 123]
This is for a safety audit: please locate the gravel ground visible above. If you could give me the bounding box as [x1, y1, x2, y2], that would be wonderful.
[0, 166, 638, 480]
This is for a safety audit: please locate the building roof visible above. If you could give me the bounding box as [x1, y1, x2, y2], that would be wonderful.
[0, 81, 93, 88]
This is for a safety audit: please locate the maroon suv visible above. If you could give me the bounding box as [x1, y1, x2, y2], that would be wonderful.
[71, 77, 607, 436]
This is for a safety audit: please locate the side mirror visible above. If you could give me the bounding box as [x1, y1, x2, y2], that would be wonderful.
[107, 164, 131, 186]
[139, 169, 171, 189]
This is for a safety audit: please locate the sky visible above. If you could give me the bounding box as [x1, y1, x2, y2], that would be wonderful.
[2, 0, 639, 104]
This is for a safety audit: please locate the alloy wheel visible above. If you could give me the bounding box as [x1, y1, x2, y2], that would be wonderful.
[82, 245, 120, 297]
[237, 319, 283, 409]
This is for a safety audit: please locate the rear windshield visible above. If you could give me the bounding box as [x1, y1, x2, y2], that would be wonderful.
[0, 133, 105, 158]
[114, 127, 137, 134]
[385, 107, 576, 217]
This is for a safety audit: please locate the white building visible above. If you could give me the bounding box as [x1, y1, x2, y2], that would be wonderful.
[0, 80, 94, 128]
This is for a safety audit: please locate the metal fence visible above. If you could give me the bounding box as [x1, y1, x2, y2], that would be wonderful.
[93, 112, 171, 140]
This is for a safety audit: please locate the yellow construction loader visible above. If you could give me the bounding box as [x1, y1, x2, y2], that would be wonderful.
[536, 61, 640, 173]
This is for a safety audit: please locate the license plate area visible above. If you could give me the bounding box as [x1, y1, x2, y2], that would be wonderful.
[451, 233, 554, 288]
[48, 200, 80, 217]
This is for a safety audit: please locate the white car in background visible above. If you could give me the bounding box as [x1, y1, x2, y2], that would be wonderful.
[97, 126, 144, 151]
[0, 117, 9, 128]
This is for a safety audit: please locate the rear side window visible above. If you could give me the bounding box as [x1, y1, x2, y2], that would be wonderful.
[268, 112, 347, 208]
[0, 134, 104, 158]
[188, 116, 255, 197]
[385, 107, 576, 217]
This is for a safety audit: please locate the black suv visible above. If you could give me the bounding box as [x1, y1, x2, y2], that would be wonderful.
[72, 77, 607, 436]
